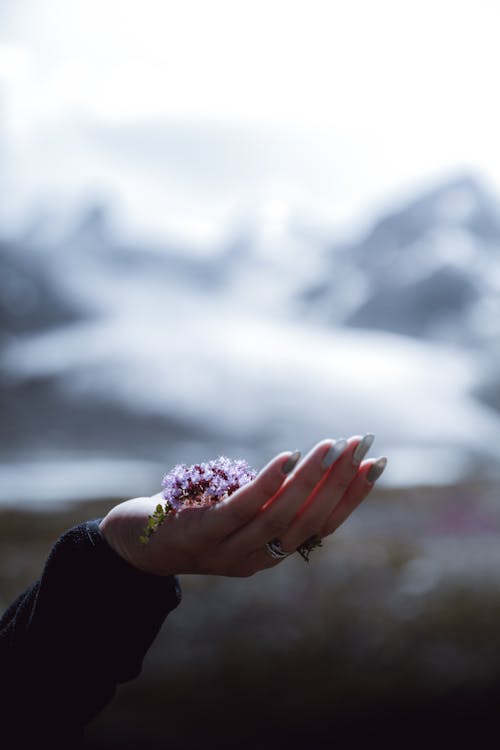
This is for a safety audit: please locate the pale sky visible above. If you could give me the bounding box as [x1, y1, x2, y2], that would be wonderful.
[1, 0, 500, 241]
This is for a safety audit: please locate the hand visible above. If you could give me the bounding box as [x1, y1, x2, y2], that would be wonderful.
[99, 435, 387, 577]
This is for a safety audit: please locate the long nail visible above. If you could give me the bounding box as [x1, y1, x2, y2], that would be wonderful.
[366, 456, 387, 483]
[321, 438, 347, 469]
[352, 433, 375, 466]
[282, 450, 301, 475]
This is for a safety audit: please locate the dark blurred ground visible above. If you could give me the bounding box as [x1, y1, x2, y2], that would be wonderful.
[2, 482, 500, 749]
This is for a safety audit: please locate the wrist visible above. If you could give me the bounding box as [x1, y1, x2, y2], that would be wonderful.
[99, 504, 174, 577]
[98, 513, 133, 565]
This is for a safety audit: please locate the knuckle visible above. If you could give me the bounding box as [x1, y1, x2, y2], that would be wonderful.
[298, 525, 319, 543]
[212, 495, 253, 529]
[336, 473, 353, 493]
[227, 502, 253, 528]
[253, 472, 283, 505]
[262, 516, 288, 539]
[296, 472, 321, 496]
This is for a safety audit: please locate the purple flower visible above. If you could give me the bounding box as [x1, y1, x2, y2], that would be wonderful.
[161, 456, 257, 511]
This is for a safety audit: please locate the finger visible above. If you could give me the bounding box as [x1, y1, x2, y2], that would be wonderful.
[206, 450, 302, 538]
[221, 438, 348, 555]
[276, 434, 375, 551]
[244, 455, 386, 573]
[240, 435, 372, 566]
[320, 456, 387, 537]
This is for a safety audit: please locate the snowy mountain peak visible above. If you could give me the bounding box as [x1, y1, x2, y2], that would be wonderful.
[357, 173, 500, 258]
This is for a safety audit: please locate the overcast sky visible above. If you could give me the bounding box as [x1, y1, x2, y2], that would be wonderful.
[1, 0, 500, 242]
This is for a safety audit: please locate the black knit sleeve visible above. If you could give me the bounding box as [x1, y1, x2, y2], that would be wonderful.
[0, 519, 181, 746]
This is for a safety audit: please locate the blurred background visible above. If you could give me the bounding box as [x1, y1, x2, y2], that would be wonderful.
[2, 0, 500, 747]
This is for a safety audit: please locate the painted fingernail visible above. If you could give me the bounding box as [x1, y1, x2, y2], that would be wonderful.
[321, 438, 347, 469]
[366, 457, 387, 483]
[352, 433, 375, 466]
[282, 450, 301, 475]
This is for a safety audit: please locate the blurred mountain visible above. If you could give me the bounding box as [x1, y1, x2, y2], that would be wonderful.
[301, 175, 500, 345]
[2, 172, 500, 501]
[0, 238, 83, 343]
[345, 263, 481, 339]
[350, 174, 500, 260]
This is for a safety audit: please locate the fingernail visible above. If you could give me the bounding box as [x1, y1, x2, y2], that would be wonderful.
[366, 456, 387, 483]
[321, 438, 347, 469]
[282, 450, 301, 475]
[352, 433, 375, 466]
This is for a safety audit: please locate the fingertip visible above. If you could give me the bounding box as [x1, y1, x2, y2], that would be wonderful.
[281, 449, 302, 476]
[257, 450, 301, 478]
[218, 451, 295, 530]
[257, 451, 300, 508]
[363, 456, 388, 484]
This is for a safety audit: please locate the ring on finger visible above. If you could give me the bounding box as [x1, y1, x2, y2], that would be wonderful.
[264, 538, 289, 560]
[296, 534, 323, 562]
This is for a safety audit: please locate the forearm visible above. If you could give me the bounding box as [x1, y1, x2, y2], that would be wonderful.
[0, 519, 181, 743]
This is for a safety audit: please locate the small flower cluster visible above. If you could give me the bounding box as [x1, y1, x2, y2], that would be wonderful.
[140, 456, 257, 544]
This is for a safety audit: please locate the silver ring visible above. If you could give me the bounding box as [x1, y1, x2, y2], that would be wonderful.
[296, 534, 323, 562]
[264, 538, 289, 560]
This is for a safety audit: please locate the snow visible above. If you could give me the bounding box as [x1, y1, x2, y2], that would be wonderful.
[4, 294, 500, 495]
[3, 172, 500, 504]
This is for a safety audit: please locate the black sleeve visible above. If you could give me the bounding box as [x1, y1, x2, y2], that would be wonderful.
[0, 519, 182, 746]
